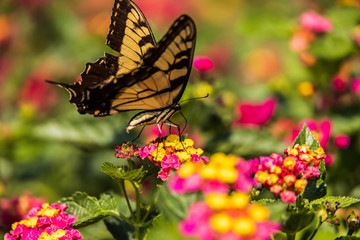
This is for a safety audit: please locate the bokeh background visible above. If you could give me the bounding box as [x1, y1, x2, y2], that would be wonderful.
[2, 0, 360, 238]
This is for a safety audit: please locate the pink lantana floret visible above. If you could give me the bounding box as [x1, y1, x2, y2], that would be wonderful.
[281, 191, 296, 204]
[234, 97, 277, 127]
[300, 11, 333, 32]
[334, 134, 350, 149]
[193, 56, 214, 72]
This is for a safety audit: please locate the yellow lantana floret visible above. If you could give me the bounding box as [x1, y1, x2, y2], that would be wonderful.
[229, 192, 249, 209]
[200, 165, 217, 179]
[206, 193, 228, 210]
[233, 217, 256, 236]
[178, 162, 197, 178]
[210, 212, 233, 233]
[248, 203, 270, 221]
[218, 168, 238, 183]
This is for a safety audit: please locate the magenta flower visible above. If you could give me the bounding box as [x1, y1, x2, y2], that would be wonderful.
[351, 78, 360, 94]
[4, 203, 82, 240]
[299, 11, 333, 32]
[0, 192, 45, 231]
[193, 56, 214, 72]
[233, 97, 277, 127]
[332, 76, 346, 92]
[334, 134, 350, 149]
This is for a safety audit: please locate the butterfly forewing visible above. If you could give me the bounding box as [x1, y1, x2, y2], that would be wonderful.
[109, 15, 196, 113]
[106, 0, 156, 75]
[79, 0, 156, 89]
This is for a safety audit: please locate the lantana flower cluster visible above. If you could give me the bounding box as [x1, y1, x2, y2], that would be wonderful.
[170, 152, 255, 194]
[171, 153, 281, 240]
[249, 144, 326, 204]
[115, 135, 208, 181]
[5, 203, 82, 240]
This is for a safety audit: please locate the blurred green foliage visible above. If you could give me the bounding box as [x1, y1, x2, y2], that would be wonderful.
[2, 0, 360, 238]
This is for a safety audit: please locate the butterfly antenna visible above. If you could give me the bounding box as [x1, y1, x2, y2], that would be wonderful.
[178, 93, 209, 105]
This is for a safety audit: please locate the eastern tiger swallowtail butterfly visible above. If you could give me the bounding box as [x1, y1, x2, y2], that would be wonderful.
[46, 0, 196, 134]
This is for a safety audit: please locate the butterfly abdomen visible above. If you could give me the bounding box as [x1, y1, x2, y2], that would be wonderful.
[126, 105, 181, 133]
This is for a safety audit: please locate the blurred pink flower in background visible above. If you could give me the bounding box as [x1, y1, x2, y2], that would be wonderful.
[0, 192, 46, 231]
[205, 44, 232, 74]
[334, 134, 350, 148]
[332, 76, 347, 92]
[291, 119, 331, 148]
[233, 97, 277, 127]
[134, 0, 193, 26]
[299, 11, 333, 32]
[351, 77, 360, 94]
[17, 73, 58, 113]
[193, 56, 214, 72]
[290, 28, 315, 53]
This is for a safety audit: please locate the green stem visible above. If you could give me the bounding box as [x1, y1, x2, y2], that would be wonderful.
[140, 194, 157, 223]
[120, 180, 135, 221]
[308, 220, 323, 240]
[130, 180, 142, 240]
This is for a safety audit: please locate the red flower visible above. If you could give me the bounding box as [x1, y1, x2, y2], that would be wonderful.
[17, 73, 58, 113]
[233, 97, 277, 127]
[0, 192, 46, 231]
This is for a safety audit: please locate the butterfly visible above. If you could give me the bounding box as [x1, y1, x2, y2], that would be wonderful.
[46, 0, 196, 135]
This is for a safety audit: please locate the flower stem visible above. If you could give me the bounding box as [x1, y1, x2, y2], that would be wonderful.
[130, 180, 142, 240]
[308, 220, 323, 240]
[120, 180, 135, 221]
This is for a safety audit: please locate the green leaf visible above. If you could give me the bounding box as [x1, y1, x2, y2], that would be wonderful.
[104, 216, 134, 240]
[59, 192, 118, 228]
[156, 184, 197, 221]
[335, 236, 360, 240]
[310, 33, 353, 60]
[292, 123, 320, 151]
[101, 162, 147, 183]
[310, 196, 360, 209]
[145, 215, 190, 240]
[303, 161, 327, 202]
[281, 210, 316, 234]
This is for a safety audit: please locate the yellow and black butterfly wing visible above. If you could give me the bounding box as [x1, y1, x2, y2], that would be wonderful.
[80, 0, 156, 86]
[108, 14, 197, 115]
[46, 0, 157, 109]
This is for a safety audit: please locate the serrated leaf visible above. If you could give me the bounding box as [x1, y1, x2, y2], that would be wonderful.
[59, 192, 118, 228]
[310, 196, 360, 209]
[101, 162, 147, 182]
[335, 236, 360, 240]
[281, 210, 315, 234]
[303, 161, 327, 202]
[253, 198, 276, 205]
[292, 123, 320, 151]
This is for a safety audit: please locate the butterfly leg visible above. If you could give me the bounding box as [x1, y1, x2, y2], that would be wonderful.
[179, 111, 188, 135]
[131, 125, 146, 142]
[165, 120, 188, 154]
